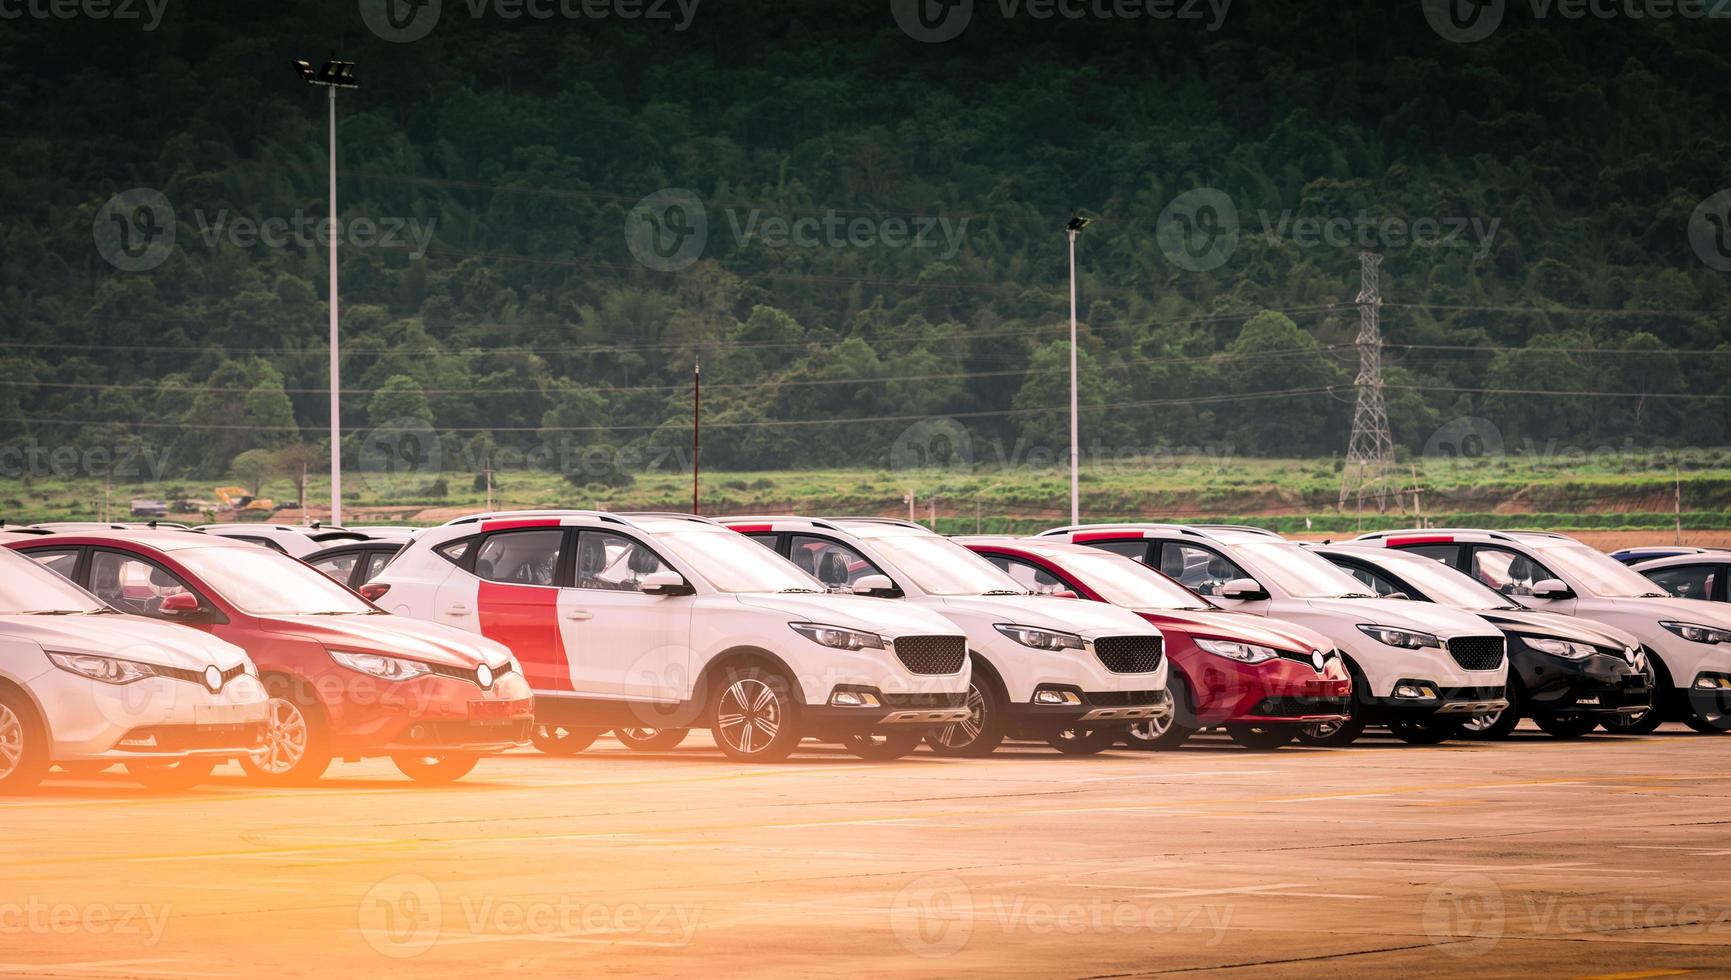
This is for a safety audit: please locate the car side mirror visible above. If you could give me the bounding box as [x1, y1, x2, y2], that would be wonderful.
[158, 592, 203, 617]
[639, 571, 694, 597]
[851, 574, 902, 598]
[1218, 578, 1269, 601]
[1531, 578, 1573, 600]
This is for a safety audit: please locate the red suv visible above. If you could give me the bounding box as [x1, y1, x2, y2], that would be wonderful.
[6, 531, 533, 784]
[959, 537, 1351, 749]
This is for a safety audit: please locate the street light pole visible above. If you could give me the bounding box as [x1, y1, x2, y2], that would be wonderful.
[294, 58, 358, 526]
[1065, 215, 1089, 526]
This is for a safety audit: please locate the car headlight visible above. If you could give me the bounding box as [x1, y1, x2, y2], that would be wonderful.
[1523, 636, 1596, 660]
[789, 623, 884, 651]
[1357, 625, 1442, 649]
[993, 624, 1085, 651]
[328, 649, 433, 681]
[1193, 637, 1279, 664]
[1660, 621, 1731, 645]
[46, 652, 159, 685]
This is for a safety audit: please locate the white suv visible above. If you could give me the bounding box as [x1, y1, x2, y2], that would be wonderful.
[0, 543, 269, 792]
[1039, 524, 1510, 745]
[717, 517, 1171, 756]
[1354, 528, 1731, 733]
[369, 511, 972, 761]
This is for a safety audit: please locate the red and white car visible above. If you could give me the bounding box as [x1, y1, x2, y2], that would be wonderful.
[369, 511, 974, 762]
[958, 536, 1350, 750]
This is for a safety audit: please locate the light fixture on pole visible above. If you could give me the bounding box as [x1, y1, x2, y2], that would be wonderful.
[1065, 214, 1090, 525]
[293, 58, 358, 526]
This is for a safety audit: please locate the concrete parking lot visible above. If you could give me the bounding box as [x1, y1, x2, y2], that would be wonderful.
[4, 726, 1729, 979]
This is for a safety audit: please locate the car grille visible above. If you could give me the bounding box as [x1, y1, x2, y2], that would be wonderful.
[155, 663, 249, 689]
[1447, 636, 1506, 671]
[429, 660, 517, 687]
[1093, 636, 1164, 674]
[893, 636, 967, 675]
[1252, 697, 1351, 717]
[1085, 690, 1164, 706]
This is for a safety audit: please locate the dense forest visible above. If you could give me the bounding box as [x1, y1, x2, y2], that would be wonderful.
[3, 0, 1730, 488]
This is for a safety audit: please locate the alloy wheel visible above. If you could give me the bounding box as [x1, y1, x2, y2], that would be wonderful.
[933, 683, 986, 749]
[716, 678, 781, 755]
[0, 705, 22, 781]
[254, 697, 309, 774]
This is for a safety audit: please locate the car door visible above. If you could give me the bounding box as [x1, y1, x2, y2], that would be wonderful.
[1153, 542, 1249, 599]
[560, 530, 693, 702]
[450, 527, 573, 693]
[1642, 563, 1719, 603]
[981, 554, 1080, 597]
[788, 534, 891, 591]
[1468, 545, 1576, 614]
[1326, 557, 1410, 599]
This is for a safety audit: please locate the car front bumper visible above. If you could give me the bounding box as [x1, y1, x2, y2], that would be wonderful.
[35, 669, 271, 762]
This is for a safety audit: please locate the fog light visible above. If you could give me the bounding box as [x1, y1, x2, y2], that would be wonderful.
[1393, 681, 1439, 700]
[829, 690, 881, 708]
[1693, 673, 1731, 690]
[1032, 689, 1082, 706]
[117, 735, 158, 749]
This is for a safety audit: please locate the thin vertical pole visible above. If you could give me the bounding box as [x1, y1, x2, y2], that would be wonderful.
[692, 357, 701, 515]
[1068, 228, 1080, 526]
[327, 85, 343, 526]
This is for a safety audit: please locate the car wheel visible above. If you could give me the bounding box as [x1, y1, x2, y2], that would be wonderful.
[531, 724, 601, 756]
[1457, 684, 1521, 740]
[0, 691, 46, 794]
[1126, 673, 1195, 750]
[1389, 719, 1458, 745]
[393, 753, 480, 784]
[926, 666, 1008, 758]
[1601, 656, 1667, 734]
[842, 731, 923, 761]
[709, 666, 801, 762]
[1047, 727, 1119, 755]
[614, 727, 690, 752]
[1533, 713, 1599, 738]
[240, 684, 332, 785]
[1225, 725, 1296, 750]
[126, 757, 217, 791]
[1681, 685, 1731, 733]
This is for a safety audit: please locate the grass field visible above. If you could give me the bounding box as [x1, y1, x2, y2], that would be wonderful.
[6, 451, 1731, 534]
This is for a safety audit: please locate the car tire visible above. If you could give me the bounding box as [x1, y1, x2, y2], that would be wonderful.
[614, 727, 690, 752]
[531, 724, 601, 756]
[126, 757, 217, 791]
[1600, 658, 1667, 735]
[0, 689, 47, 795]
[1533, 713, 1599, 738]
[1125, 672, 1195, 751]
[1389, 719, 1458, 745]
[1225, 725, 1296, 750]
[925, 668, 1008, 758]
[842, 731, 923, 761]
[1296, 660, 1367, 747]
[393, 753, 480, 784]
[709, 665, 802, 763]
[1457, 683, 1521, 740]
[1047, 727, 1119, 755]
[240, 678, 333, 786]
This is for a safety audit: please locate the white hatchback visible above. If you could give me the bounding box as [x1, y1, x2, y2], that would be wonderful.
[0, 545, 268, 792]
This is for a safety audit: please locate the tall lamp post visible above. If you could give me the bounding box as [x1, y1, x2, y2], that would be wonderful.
[1065, 215, 1090, 525]
[293, 58, 358, 526]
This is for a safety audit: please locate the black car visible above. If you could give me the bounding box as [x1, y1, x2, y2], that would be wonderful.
[302, 540, 404, 591]
[1312, 544, 1651, 739]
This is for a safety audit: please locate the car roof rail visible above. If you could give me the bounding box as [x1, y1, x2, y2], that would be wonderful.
[1039, 522, 1209, 538]
[1190, 523, 1283, 538]
[439, 509, 630, 528]
[615, 512, 726, 526]
[717, 515, 844, 531]
[827, 517, 934, 531]
[1357, 527, 1517, 543]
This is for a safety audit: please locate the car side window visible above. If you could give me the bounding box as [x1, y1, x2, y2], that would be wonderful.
[361, 551, 395, 583]
[1085, 540, 1150, 563]
[1337, 562, 1405, 598]
[574, 531, 671, 592]
[474, 529, 564, 586]
[1471, 547, 1555, 597]
[789, 535, 882, 590]
[741, 533, 778, 550]
[310, 552, 359, 583]
[1644, 563, 1717, 601]
[1397, 544, 1460, 566]
[1159, 543, 1246, 597]
[24, 549, 79, 581]
[981, 555, 1070, 595]
[87, 551, 195, 618]
[435, 538, 473, 565]
[234, 535, 287, 554]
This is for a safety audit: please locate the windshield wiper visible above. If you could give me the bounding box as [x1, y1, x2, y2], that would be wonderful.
[21, 609, 83, 615]
[1336, 592, 1378, 599]
[779, 587, 822, 594]
[980, 589, 1025, 596]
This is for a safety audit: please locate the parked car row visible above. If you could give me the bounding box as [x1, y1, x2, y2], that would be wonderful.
[0, 512, 1725, 793]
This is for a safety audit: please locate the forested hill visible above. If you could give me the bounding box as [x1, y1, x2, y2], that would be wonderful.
[3, 0, 1730, 483]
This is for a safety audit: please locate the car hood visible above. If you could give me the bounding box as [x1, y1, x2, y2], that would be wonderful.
[265, 614, 513, 669]
[931, 594, 1157, 636]
[1571, 595, 1731, 631]
[1473, 608, 1638, 651]
[0, 613, 251, 672]
[1132, 608, 1332, 653]
[1295, 596, 1497, 637]
[731, 593, 965, 640]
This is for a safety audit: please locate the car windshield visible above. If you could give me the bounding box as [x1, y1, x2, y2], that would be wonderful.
[1368, 553, 1519, 610]
[1539, 543, 1674, 598]
[1236, 541, 1379, 599]
[0, 550, 108, 614]
[866, 534, 1025, 596]
[652, 529, 827, 594]
[175, 547, 377, 615]
[1058, 550, 1214, 610]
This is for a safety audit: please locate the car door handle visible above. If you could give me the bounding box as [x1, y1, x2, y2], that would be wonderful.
[565, 609, 594, 621]
[445, 604, 470, 616]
